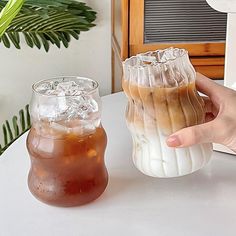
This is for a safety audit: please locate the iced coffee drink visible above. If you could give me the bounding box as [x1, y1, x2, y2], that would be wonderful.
[122, 48, 212, 178]
[27, 77, 108, 206]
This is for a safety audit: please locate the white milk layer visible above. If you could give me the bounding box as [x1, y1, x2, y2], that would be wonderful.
[128, 123, 213, 178]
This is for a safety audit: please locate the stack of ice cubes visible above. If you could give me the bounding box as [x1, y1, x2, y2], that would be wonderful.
[33, 79, 100, 133]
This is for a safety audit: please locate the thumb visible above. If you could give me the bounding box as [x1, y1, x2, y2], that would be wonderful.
[166, 121, 216, 148]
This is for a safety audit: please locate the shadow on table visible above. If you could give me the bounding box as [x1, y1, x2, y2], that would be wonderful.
[94, 157, 236, 206]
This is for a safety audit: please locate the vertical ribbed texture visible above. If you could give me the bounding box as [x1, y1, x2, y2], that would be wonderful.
[122, 48, 213, 178]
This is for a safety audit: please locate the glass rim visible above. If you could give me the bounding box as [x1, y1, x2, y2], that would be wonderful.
[32, 76, 99, 97]
[123, 47, 188, 68]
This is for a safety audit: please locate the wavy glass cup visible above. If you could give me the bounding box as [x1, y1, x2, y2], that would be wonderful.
[26, 77, 108, 207]
[122, 48, 213, 178]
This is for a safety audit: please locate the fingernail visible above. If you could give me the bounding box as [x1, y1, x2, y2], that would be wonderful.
[166, 135, 181, 147]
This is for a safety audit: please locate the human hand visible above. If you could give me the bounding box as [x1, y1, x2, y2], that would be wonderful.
[166, 73, 236, 153]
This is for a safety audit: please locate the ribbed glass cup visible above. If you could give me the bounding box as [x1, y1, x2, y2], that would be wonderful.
[122, 48, 212, 178]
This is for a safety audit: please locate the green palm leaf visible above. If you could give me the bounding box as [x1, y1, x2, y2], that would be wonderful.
[0, 105, 31, 156]
[0, 0, 24, 37]
[0, 0, 96, 52]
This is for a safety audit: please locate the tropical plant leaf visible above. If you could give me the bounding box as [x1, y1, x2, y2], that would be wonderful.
[0, 0, 96, 51]
[1, 33, 11, 47]
[26, 105, 31, 127]
[0, 0, 24, 37]
[19, 109, 26, 132]
[12, 116, 20, 137]
[0, 105, 31, 156]
[6, 120, 13, 140]
[3, 124, 8, 146]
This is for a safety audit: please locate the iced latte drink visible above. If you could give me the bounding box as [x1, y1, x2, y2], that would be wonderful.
[27, 77, 108, 206]
[122, 48, 212, 177]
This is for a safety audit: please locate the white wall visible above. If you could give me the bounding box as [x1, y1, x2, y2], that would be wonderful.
[0, 0, 111, 139]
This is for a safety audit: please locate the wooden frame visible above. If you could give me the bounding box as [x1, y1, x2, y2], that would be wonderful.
[112, 0, 129, 92]
[112, 0, 129, 59]
[112, 0, 226, 92]
[129, 0, 225, 79]
[129, 0, 225, 57]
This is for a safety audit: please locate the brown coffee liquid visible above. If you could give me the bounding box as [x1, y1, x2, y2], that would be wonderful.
[123, 79, 204, 136]
[27, 123, 108, 207]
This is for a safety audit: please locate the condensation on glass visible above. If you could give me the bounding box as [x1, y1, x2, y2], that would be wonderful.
[27, 76, 108, 207]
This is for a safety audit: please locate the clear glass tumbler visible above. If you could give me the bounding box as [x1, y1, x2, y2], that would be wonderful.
[27, 76, 108, 206]
[122, 48, 213, 178]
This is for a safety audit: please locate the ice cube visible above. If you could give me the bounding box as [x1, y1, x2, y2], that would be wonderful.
[36, 94, 68, 121]
[37, 96, 58, 120]
[77, 95, 99, 119]
[65, 95, 99, 120]
[34, 79, 99, 121]
[57, 92, 67, 111]
[36, 80, 81, 96]
[36, 82, 53, 96]
[50, 121, 68, 134]
[75, 79, 96, 92]
[56, 81, 80, 96]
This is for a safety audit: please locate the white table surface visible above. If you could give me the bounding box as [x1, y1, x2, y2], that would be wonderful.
[1, 92, 236, 236]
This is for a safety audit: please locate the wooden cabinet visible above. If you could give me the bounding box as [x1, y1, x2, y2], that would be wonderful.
[112, 0, 227, 92]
